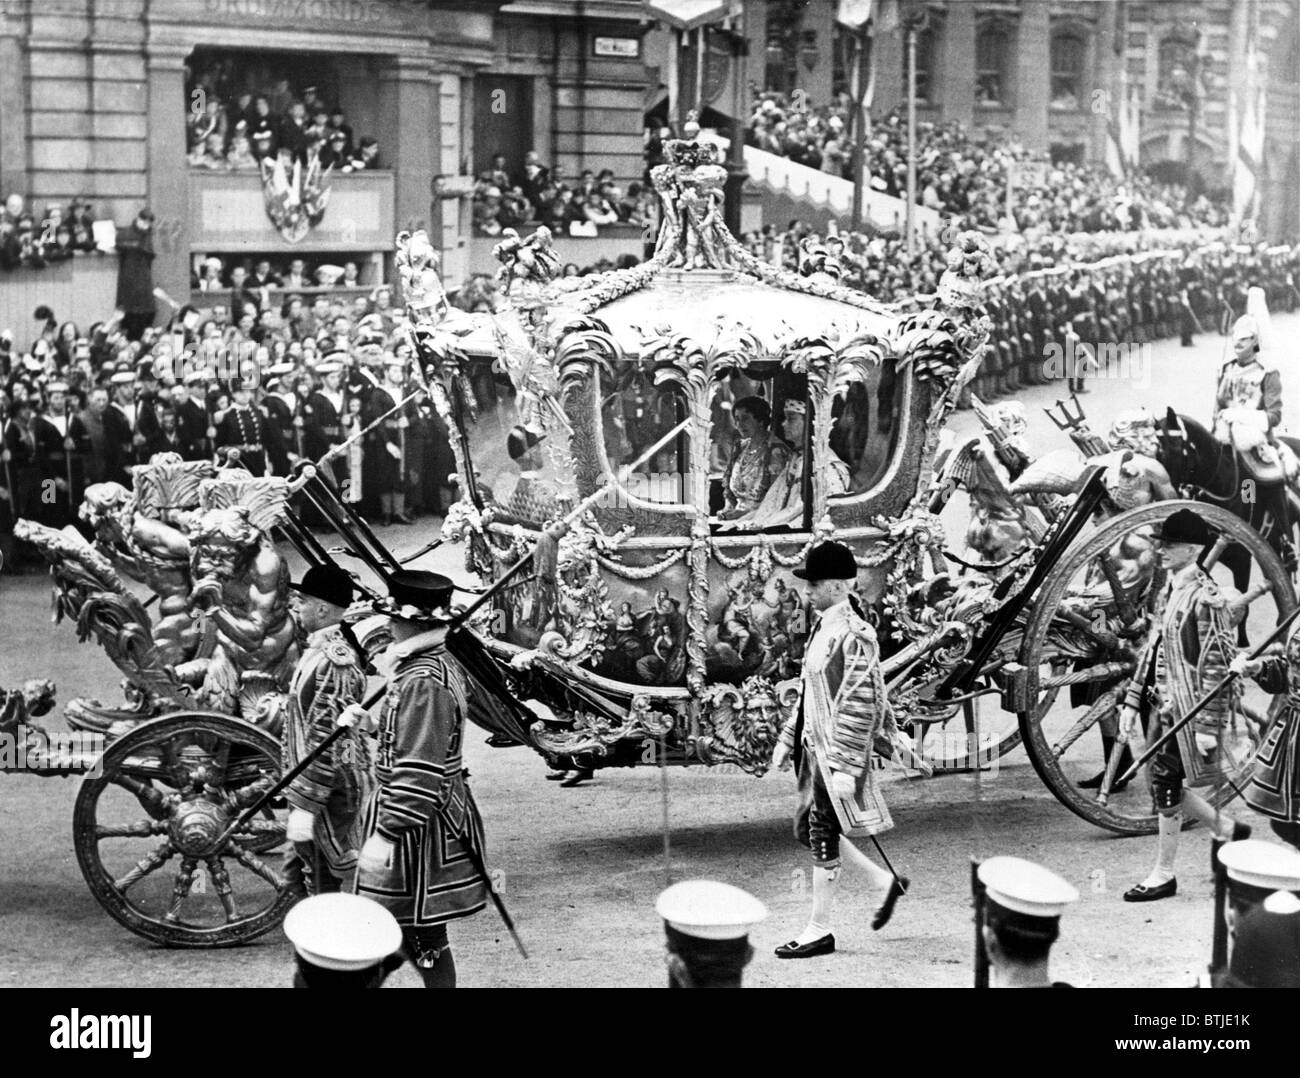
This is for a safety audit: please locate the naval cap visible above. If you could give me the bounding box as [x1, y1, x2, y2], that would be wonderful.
[1218, 839, 1300, 893]
[978, 856, 1079, 920]
[283, 893, 402, 972]
[655, 879, 767, 941]
[1221, 890, 1300, 988]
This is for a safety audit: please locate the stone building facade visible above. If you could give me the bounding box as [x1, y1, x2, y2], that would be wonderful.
[0, 0, 650, 298]
[730, 0, 1299, 236]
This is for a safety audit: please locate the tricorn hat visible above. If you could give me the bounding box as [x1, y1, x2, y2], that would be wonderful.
[793, 541, 858, 582]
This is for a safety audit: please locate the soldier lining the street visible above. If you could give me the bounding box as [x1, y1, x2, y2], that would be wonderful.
[355, 570, 491, 988]
[771, 541, 908, 958]
[283, 564, 371, 898]
[1124, 508, 1251, 902]
[976, 856, 1078, 989]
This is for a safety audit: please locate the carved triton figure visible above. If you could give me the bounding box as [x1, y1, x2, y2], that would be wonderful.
[177, 505, 298, 724]
[80, 481, 198, 666]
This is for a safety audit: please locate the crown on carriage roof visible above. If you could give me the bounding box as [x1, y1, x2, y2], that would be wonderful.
[663, 112, 721, 171]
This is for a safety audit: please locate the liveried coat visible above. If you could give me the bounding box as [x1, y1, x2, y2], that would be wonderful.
[778, 595, 894, 837]
[355, 631, 489, 926]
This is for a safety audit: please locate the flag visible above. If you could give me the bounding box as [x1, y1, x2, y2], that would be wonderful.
[836, 0, 873, 29]
[1105, 61, 1141, 179]
[1232, 5, 1266, 223]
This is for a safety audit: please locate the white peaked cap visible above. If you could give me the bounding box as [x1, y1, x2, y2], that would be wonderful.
[656, 880, 768, 941]
[1219, 840, 1300, 893]
[978, 856, 1079, 919]
[283, 893, 403, 972]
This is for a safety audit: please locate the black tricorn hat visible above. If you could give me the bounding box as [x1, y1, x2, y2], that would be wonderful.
[1150, 507, 1214, 546]
[291, 563, 355, 609]
[375, 570, 455, 622]
[793, 541, 858, 582]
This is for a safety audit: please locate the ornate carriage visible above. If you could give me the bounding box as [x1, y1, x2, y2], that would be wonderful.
[429, 125, 1296, 842]
[5, 128, 1296, 951]
[436, 127, 998, 782]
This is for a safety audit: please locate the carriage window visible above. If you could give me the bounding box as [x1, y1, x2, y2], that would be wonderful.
[460, 357, 576, 526]
[599, 363, 687, 503]
[711, 371, 810, 531]
[829, 356, 902, 496]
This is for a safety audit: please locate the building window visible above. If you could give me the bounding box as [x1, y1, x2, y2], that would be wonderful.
[1155, 36, 1195, 110]
[1050, 30, 1086, 110]
[905, 25, 936, 104]
[976, 23, 1010, 106]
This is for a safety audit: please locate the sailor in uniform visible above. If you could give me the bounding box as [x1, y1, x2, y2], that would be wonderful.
[34, 381, 89, 527]
[1123, 509, 1251, 902]
[770, 541, 907, 959]
[104, 370, 137, 484]
[355, 570, 491, 988]
[213, 377, 271, 475]
[170, 372, 212, 460]
[363, 354, 415, 525]
[261, 363, 301, 469]
[976, 856, 1079, 988]
[304, 358, 349, 491]
[284, 893, 404, 989]
[655, 880, 767, 988]
[1203, 840, 1300, 986]
[282, 564, 371, 897]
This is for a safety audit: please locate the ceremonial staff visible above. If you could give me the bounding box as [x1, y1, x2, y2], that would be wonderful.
[1117, 600, 1300, 786]
[63, 395, 75, 506]
[0, 397, 13, 511]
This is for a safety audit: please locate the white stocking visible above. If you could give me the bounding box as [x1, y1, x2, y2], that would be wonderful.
[792, 866, 839, 945]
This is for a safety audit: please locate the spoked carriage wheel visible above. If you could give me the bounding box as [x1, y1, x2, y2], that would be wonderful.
[1017, 500, 1297, 835]
[907, 696, 1024, 773]
[73, 712, 294, 947]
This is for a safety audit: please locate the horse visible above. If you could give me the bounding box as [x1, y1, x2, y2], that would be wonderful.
[1156, 408, 1299, 640]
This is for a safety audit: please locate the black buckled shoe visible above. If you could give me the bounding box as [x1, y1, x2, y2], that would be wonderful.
[485, 733, 519, 748]
[775, 934, 835, 959]
[872, 875, 910, 931]
[560, 768, 594, 788]
[1122, 878, 1177, 902]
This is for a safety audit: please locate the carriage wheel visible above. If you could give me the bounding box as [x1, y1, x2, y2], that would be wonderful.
[1017, 500, 1296, 835]
[907, 695, 1025, 773]
[74, 712, 294, 947]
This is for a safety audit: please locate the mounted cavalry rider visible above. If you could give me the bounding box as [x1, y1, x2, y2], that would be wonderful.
[1212, 294, 1298, 570]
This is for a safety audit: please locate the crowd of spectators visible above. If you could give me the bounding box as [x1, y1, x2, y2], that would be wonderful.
[746, 92, 1230, 234]
[0, 193, 102, 272]
[191, 254, 378, 295]
[471, 151, 655, 237]
[184, 59, 379, 173]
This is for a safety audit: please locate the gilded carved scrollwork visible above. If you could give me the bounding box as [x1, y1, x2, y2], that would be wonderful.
[694, 675, 801, 776]
[530, 691, 676, 758]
